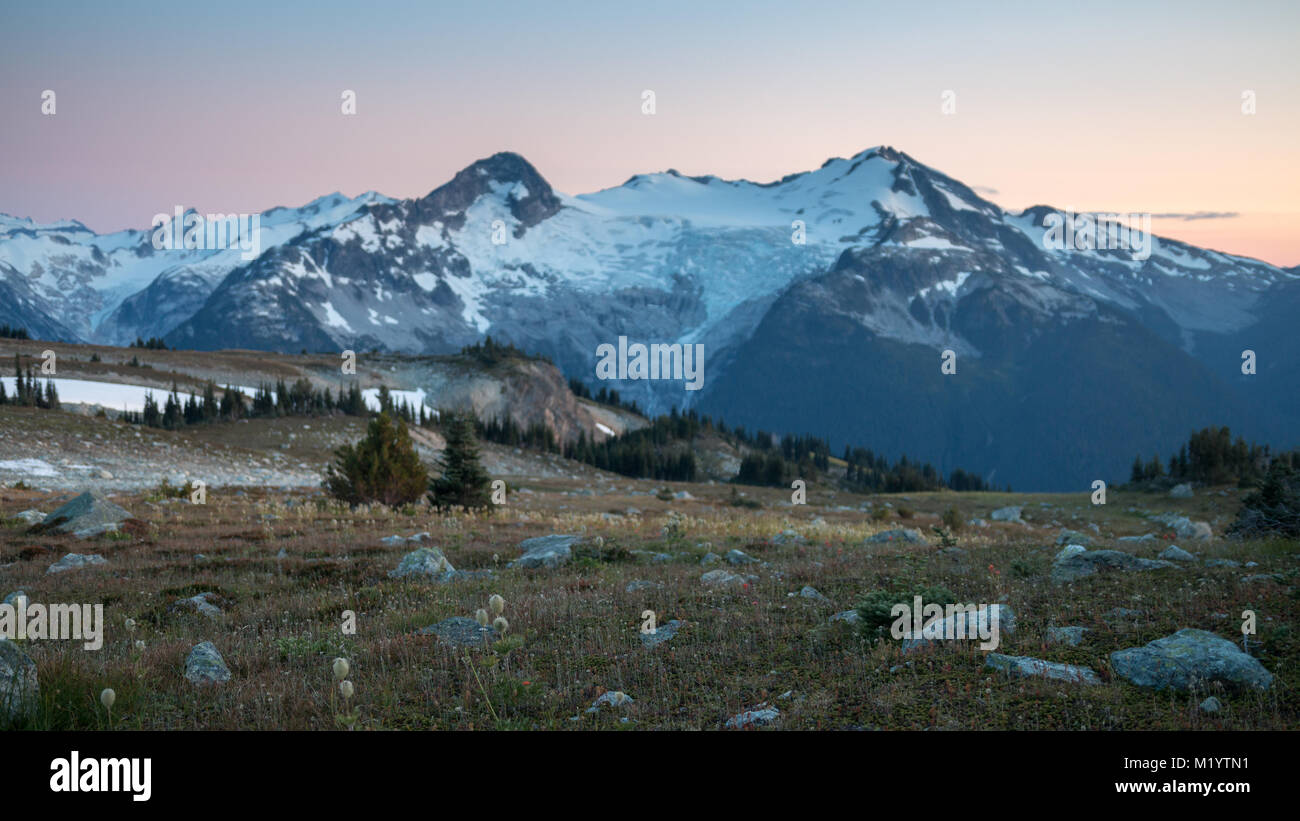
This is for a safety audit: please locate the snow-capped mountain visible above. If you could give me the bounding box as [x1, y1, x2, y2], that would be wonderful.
[3, 147, 1296, 489]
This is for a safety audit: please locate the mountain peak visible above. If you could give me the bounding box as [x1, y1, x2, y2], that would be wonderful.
[415, 151, 562, 229]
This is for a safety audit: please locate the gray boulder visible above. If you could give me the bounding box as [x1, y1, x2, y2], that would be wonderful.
[510, 534, 581, 569]
[46, 553, 108, 575]
[625, 580, 663, 593]
[388, 547, 455, 580]
[699, 552, 721, 565]
[865, 528, 928, 545]
[0, 639, 39, 723]
[36, 491, 132, 537]
[990, 506, 1024, 523]
[418, 616, 498, 647]
[1055, 544, 1087, 562]
[798, 585, 829, 603]
[1170, 483, 1194, 498]
[770, 529, 807, 546]
[1200, 696, 1222, 713]
[830, 610, 861, 625]
[1110, 629, 1273, 692]
[1159, 545, 1196, 562]
[587, 691, 634, 712]
[1153, 514, 1212, 541]
[1051, 549, 1178, 584]
[1205, 559, 1240, 568]
[184, 641, 232, 686]
[986, 653, 1101, 685]
[725, 549, 759, 565]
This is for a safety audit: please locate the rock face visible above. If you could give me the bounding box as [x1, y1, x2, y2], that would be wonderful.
[418, 616, 498, 647]
[36, 491, 132, 538]
[1050, 549, 1178, 584]
[0, 639, 40, 724]
[901, 604, 1016, 653]
[865, 528, 928, 545]
[388, 547, 454, 580]
[184, 641, 232, 686]
[1158, 545, 1196, 562]
[1110, 629, 1273, 692]
[986, 653, 1101, 685]
[46, 553, 108, 575]
[510, 534, 581, 569]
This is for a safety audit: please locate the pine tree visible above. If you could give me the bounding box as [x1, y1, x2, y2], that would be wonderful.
[428, 413, 493, 510]
[323, 411, 428, 506]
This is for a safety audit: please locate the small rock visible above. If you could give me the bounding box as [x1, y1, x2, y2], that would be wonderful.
[724, 705, 779, 729]
[865, 528, 928, 545]
[1159, 545, 1196, 561]
[798, 585, 829, 603]
[990, 506, 1024, 523]
[725, 549, 759, 565]
[511, 534, 581, 569]
[1170, 483, 1194, 498]
[701, 569, 757, 588]
[14, 510, 46, 525]
[587, 691, 633, 712]
[184, 641, 232, 686]
[830, 610, 861, 625]
[625, 580, 663, 593]
[1200, 696, 1222, 713]
[171, 593, 223, 619]
[1055, 544, 1087, 562]
[46, 553, 108, 575]
[1056, 529, 1092, 547]
[901, 604, 1016, 653]
[986, 653, 1101, 685]
[417, 616, 499, 647]
[700, 552, 721, 565]
[1204, 559, 1240, 568]
[388, 547, 456, 580]
[1044, 626, 1089, 646]
[641, 619, 682, 648]
[1051, 549, 1178, 584]
[0, 639, 40, 722]
[770, 529, 807, 546]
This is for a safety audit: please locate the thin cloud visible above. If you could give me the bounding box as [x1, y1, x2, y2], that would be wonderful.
[1150, 211, 1240, 221]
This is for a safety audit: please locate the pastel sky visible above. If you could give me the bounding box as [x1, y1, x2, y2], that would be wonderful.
[2, 0, 1297, 266]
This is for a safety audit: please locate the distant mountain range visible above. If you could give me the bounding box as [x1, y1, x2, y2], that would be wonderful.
[3, 147, 1296, 490]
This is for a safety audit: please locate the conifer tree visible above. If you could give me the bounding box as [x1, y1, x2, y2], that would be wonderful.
[428, 413, 493, 510]
[323, 411, 428, 506]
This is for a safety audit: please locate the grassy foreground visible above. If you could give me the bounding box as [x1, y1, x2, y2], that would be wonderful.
[2, 480, 1296, 730]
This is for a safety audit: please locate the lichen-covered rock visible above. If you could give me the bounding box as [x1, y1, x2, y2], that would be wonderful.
[510, 534, 581, 569]
[46, 553, 108, 575]
[36, 491, 131, 537]
[170, 592, 223, 619]
[865, 528, 928, 545]
[701, 569, 757, 588]
[184, 641, 231, 686]
[0, 639, 39, 724]
[725, 704, 779, 729]
[418, 616, 498, 647]
[387, 547, 455, 580]
[1051, 549, 1178, 584]
[986, 653, 1101, 685]
[1044, 626, 1089, 646]
[640, 619, 682, 648]
[1110, 629, 1273, 692]
[990, 506, 1024, 523]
